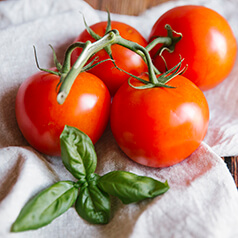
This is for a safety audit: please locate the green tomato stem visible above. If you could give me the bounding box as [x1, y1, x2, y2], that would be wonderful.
[57, 27, 179, 104]
[114, 35, 159, 85]
[152, 24, 182, 58]
[61, 42, 86, 75]
[146, 36, 172, 52]
[57, 31, 117, 104]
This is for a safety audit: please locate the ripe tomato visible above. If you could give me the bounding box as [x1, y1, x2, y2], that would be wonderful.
[15, 70, 111, 156]
[71, 21, 148, 96]
[110, 74, 209, 167]
[149, 5, 237, 91]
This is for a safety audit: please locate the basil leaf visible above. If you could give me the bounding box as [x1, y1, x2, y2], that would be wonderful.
[75, 174, 111, 224]
[11, 181, 79, 232]
[98, 171, 169, 204]
[60, 125, 97, 179]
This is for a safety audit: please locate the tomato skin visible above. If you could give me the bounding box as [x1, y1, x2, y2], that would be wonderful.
[110, 74, 209, 167]
[71, 21, 148, 96]
[15, 71, 111, 156]
[149, 5, 237, 90]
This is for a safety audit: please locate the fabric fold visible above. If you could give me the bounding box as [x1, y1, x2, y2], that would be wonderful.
[0, 146, 58, 235]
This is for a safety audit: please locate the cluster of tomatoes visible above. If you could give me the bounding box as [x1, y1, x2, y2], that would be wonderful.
[15, 5, 237, 167]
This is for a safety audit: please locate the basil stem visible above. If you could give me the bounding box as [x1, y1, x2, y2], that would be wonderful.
[75, 174, 111, 224]
[60, 125, 97, 180]
[11, 181, 79, 232]
[98, 171, 169, 204]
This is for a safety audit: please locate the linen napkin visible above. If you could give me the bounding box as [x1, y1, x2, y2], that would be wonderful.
[0, 0, 238, 237]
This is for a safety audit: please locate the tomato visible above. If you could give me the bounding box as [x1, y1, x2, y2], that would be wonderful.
[149, 5, 237, 91]
[71, 21, 148, 96]
[15, 70, 111, 156]
[110, 74, 209, 167]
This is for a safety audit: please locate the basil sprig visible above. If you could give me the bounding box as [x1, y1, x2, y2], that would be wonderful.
[11, 125, 169, 232]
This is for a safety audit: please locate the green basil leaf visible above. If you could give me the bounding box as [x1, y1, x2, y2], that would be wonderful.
[60, 125, 97, 179]
[98, 171, 169, 204]
[11, 181, 79, 232]
[75, 174, 111, 224]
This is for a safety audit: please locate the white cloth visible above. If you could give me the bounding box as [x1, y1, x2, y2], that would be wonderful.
[0, 0, 238, 237]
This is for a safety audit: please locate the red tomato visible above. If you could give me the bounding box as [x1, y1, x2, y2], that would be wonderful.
[149, 5, 237, 90]
[71, 21, 148, 96]
[110, 74, 209, 167]
[15, 70, 111, 156]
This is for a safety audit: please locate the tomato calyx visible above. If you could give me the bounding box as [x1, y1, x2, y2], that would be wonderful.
[81, 12, 154, 77]
[148, 24, 182, 70]
[33, 43, 96, 78]
[148, 24, 182, 55]
[34, 42, 113, 93]
[128, 58, 187, 89]
[57, 31, 117, 104]
[82, 10, 114, 63]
